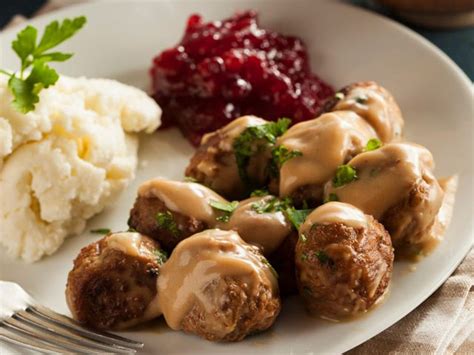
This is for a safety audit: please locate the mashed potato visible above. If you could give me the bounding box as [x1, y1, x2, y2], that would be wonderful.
[0, 75, 161, 262]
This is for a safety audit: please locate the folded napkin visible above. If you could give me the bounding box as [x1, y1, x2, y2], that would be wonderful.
[3, 1, 473, 353]
[349, 249, 473, 354]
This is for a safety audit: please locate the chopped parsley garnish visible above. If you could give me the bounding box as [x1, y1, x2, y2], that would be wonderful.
[364, 138, 382, 152]
[0, 17, 86, 113]
[271, 145, 302, 171]
[286, 207, 312, 229]
[335, 92, 345, 100]
[299, 233, 307, 243]
[300, 253, 309, 261]
[251, 196, 292, 214]
[233, 118, 291, 186]
[315, 250, 332, 265]
[90, 228, 111, 234]
[355, 95, 368, 104]
[209, 200, 239, 222]
[261, 257, 279, 279]
[156, 211, 180, 237]
[324, 193, 339, 203]
[250, 188, 269, 197]
[333, 164, 358, 187]
[154, 249, 168, 265]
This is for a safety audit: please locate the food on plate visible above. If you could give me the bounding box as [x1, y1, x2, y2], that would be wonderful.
[185, 116, 289, 199]
[295, 202, 394, 320]
[324, 142, 444, 257]
[269, 111, 379, 206]
[128, 179, 227, 251]
[0, 75, 161, 262]
[150, 11, 334, 145]
[66, 232, 166, 330]
[157, 229, 281, 341]
[324, 81, 404, 142]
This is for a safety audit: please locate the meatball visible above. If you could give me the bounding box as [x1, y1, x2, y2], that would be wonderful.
[324, 81, 404, 142]
[323, 142, 444, 257]
[185, 115, 272, 199]
[218, 195, 297, 296]
[270, 111, 378, 206]
[158, 229, 281, 341]
[295, 202, 393, 320]
[128, 179, 227, 252]
[66, 232, 165, 330]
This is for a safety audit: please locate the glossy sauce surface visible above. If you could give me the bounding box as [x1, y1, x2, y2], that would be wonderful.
[277, 111, 377, 197]
[157, 229, 277, 331]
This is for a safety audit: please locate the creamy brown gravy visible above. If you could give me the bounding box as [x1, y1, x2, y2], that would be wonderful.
[157, 229, 277, 331]
[300, 202, 368, 236]
[277, 111, 378, 197]
[324, 142, 444, 247]
[218, 196, 292, 255]
[333, 83, 404, 142]
[138, 179, 227, 225]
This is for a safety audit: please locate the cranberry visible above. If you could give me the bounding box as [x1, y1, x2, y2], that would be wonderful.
[150, 10, 334, 146]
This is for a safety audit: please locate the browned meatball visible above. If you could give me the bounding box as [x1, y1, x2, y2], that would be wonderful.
[269, 111, 378, 207]
[185, 115, 271, 199]
[128, 179, 228, 252]
[66, 232, 165, 330]
[323, 81, 404, 142]
[158, 229, 281, 341]
[323, 142, 444, 258]
[295, 202, 393, 320]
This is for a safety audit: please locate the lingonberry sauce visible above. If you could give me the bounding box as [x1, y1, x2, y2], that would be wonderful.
[150, 11, 334, 146]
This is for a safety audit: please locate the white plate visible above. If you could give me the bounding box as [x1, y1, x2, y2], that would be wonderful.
[1, 1, 473, 354]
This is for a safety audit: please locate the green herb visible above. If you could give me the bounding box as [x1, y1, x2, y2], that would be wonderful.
[324, 193, 339, 203]
[0, 17, 87, 113]
[335, 92, 345, 100]
[315, 250, 331, 265]
[251, 196, 292, 214]
[299, 233, 307, 243]
[127, 227, 137, 233]
[364, 138, 382, 152]
[209, 200, 239, 222]
[90, 228, 111, 234]
[333, 164, 358, 187]
[250, 189, 269, 197]
[184, 176, 198, 183]
[261, 257, 279, 279]
[154, 249, 168, 264]
[355, 95, 368, 104]
[233, 118, 291, 186]
[285, 207, 312, 230]
[156, 211, 180, 237]
[300, 253, 309, 261]
[271, 145, 302, 170]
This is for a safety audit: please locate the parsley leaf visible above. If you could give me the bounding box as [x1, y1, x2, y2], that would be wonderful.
[315, 250, 332, 265]
[154, 249, 168, 265]
[250, 189, 269, 197]
[209, 200, 239, 222]
[90, 228, 111, 234]
[324, 193, 339, 203]
[271, 145, 302, 171]
[333, 164, 358, 187]
[156, 211, 180, 237]
[285, 207, 312, 229]
[251, 196, 292, 214]
[1, 16, 86, 113]
[233, 118, 291, 187]
[364, 138, 382, 152]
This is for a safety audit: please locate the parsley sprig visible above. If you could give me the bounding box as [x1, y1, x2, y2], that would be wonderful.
[156, 211, 180, 237]
[364, 138, 382, 152]
[233, 118, 291, 187]
[333, 164, 358, 188]
[0, 17, 86, 113]
[209, 200, 239, 222]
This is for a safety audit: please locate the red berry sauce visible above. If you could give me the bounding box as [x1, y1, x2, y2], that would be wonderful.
[150, 11, 334, 146]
